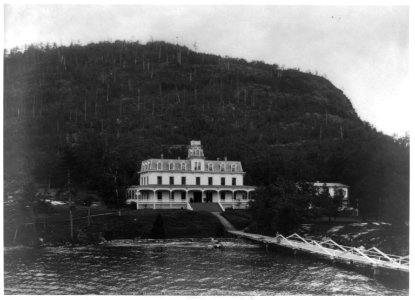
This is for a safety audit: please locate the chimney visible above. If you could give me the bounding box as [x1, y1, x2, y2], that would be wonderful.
[178, 156, 181, 160]
[161, 154, 164, 159]
[217, 157, 220, 161]
[224, 156, 227, 161]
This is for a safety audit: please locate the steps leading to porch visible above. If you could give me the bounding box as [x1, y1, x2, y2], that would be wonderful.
[189, 202, 224, 212]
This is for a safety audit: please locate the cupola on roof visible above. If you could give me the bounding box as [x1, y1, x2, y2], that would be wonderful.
[187, 140, 204, 159]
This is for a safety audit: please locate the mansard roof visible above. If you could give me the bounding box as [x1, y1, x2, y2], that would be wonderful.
[140, 158, 244, 172]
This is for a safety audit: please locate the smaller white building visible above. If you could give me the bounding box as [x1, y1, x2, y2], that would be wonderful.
[313, 182, 349, 207]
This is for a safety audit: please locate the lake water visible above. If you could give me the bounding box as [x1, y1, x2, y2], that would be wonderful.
[4, 238, 408, 295]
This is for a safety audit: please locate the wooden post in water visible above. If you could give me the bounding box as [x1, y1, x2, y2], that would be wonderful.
[13, 226, 20, 244]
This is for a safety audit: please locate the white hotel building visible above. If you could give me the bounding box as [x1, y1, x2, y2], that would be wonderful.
[126, 141, 255, 210]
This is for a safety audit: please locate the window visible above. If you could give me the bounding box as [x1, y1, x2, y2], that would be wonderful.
[181, 176, 186, 185]
[208, 163, 213, 171]
[220, 163, 225, 172]
[157, 162, 162, 170]
[220, 191, 225, 200]
[181, 162, 186, 170]
[181, 191, 186, 200]
[169, 162, 174, 170]
[221, 177, 225, 185]
[196, 177, 200, 185]
[231, 164, 236, 172]
[208, 177, 213, 185]
[157, 191, 162, 200]
[169, 176, 174, 185]
[232, 178, 236, 186]
[157, 176, 162, 185]
[194, 161, 201, 171]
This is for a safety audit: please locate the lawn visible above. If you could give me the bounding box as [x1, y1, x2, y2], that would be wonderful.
[4, 203, 225, 246]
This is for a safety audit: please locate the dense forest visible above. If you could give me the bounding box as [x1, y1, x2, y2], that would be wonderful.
[3, 41, 409, 224]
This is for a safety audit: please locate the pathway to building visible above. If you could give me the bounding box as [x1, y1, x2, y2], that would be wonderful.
[210, 212, 236, 231]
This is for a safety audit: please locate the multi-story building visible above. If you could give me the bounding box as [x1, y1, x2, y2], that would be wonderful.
[126, 141, 255, 210]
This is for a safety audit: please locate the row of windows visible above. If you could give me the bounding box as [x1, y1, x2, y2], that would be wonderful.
[152, 176, 237, 186]
[142, 161, 238, 172]
[128, 190, 249, 200]
[189, 149, 203, 156]
[155, 191, 247, 200]
[157, 191, 187, 200]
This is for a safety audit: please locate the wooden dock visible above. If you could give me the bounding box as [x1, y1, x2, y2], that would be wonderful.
[228, 231, 409, 275]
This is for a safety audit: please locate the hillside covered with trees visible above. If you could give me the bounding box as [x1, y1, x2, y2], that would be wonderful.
[3, 41, 409, 224]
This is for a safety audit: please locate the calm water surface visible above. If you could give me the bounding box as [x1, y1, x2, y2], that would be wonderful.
[4, 238, 408, 295]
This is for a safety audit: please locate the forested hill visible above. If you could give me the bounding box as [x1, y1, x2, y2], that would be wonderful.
[3, 41, 409, 221]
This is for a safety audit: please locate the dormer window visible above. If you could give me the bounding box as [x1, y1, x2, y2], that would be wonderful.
[208, 163, 213, 171]
[231, 164, 236, 172]
[181, 162, 186, 170]
[220, 163, 225, 172]
[157, 162, 162, 170]
[169, 162, 174, 170]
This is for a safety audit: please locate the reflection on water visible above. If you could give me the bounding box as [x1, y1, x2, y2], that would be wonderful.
[4, 238, 408, 295]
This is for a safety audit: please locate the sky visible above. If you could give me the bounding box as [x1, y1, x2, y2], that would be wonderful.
[3, 3, 411, 136]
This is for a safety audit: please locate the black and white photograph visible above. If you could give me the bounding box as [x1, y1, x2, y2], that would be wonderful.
[2, 0, 411, 296]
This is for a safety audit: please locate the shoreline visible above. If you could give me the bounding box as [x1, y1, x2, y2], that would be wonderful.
[4, 206, 409, 257]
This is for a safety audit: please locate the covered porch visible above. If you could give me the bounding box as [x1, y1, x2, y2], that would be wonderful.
[126, 185, 255, 210]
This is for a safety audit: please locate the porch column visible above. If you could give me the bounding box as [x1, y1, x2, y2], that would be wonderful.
[153, 190, 156, 209]
[232, 191, 235, 209]
[136, 190, 140, 210]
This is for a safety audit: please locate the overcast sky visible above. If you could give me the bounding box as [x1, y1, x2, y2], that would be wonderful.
[4, 4, 410, 136]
